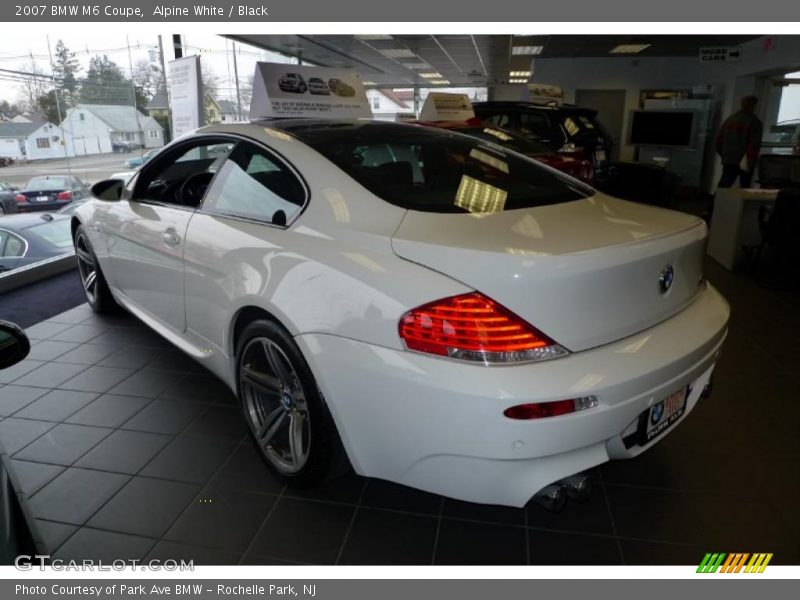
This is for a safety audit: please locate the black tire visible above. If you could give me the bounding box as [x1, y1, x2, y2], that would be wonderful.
[74, 224, 120, 314]
[235, 319, 347, 487]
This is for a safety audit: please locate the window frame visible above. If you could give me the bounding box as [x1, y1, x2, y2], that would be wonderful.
[195, 136, 310, 229]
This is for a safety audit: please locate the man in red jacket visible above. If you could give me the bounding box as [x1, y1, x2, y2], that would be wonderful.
[716, 95, 763, 188]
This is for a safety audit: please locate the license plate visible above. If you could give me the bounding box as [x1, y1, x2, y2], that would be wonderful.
[595, 150, 607, 162]
[35, 195, 49, 202]
[645, 387, 687, 442]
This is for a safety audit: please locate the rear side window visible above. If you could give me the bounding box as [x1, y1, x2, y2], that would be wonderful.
[202, 142, 305, 225]
[292, 122, 592, 214]
[518, 112, 551, 140]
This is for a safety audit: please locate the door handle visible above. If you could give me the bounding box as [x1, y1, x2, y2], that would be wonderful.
[162, 227, 181, 247]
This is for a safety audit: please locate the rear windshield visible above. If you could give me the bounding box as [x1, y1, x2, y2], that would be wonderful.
[24, 177, 70, 190]
[290, 122, 592, 214]
[27, 219, 73, 249]
[459, 126, 552, 156]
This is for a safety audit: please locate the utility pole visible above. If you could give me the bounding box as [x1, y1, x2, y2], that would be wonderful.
[232, 41, 243, 121]
[157, 35, 173, 140]
[126, 35, 144, 152]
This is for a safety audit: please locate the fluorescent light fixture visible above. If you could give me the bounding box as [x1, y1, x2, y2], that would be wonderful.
[362, 81, 377, 85]
[403, 62, 431, 69]
[356, 35, 393, 40]
[419, 72, 443, 79]
[509, 78, 528, 84]
[509, 70, 532, 78]
[380, 48, 417, 59]
[512, 46, 543, 55]
[609, 43, 651, 54]
[430, 79, 451, 85]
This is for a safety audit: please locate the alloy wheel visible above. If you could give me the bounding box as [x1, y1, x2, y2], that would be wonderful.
[75, 232, 98, 303]
[239, 337, 311, 474]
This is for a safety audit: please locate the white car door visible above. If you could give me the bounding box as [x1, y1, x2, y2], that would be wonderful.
[104, 138, 235, 333]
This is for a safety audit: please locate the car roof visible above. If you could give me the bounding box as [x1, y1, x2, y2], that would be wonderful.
[0, 212, 70, 232]
[473, 101, 597, 115]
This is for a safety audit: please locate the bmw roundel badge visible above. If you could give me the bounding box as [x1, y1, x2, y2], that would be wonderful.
[651, 403, 664, 424]
[658, 264, 674, 295]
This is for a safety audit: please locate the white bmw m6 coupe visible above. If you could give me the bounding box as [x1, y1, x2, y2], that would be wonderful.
[72, 120, 729, 508]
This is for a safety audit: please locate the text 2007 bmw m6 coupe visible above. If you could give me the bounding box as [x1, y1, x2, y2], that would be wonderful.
[72, 120, 729, 508]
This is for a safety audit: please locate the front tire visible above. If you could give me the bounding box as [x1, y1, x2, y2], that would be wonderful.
[236, 319, 345, 487]
[74, 225, 119, 314]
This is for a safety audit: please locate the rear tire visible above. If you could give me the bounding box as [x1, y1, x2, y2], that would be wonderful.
[74, 225, 119, 314]
[235, 319, 348, 487]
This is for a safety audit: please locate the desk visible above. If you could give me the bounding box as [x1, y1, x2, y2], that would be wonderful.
[707, 188, 779, 270]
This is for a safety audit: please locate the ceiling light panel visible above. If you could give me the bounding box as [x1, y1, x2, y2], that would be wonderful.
[512, 46, 543, 55]
[509, 71, 532, 78]
[380, 48, 417, 59]
[356, 35, 394, 40]
[609, 44, 651, 54]
[419, 72, 443, 79]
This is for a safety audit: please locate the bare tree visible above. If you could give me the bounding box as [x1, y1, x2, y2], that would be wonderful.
[16, 58, 51, 112]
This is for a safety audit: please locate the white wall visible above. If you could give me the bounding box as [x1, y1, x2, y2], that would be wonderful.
[0, 138, 22, 159]
[496, 36, 800, 193]
[25, 123, 72, 160]
[142, 124, 164, 149]
[62, 108, 114, 154]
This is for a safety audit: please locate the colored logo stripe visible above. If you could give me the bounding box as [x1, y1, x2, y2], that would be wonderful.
[697, 552, 772, 573]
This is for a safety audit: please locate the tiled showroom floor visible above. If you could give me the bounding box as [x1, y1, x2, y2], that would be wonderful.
[0, 259, 798, 565]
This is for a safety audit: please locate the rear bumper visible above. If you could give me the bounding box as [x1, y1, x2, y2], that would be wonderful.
[16, 201, 70, 213]
[296, 282, 729, 507]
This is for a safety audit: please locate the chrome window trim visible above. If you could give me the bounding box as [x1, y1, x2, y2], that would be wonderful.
[0, 227, 29, 259]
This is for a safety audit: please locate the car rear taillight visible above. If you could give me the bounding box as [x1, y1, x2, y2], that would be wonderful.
[14, 194, 25, 204]
[503, 397, 598, 419]
[399, 292, 568, 364]
[57, 190, 72, 200]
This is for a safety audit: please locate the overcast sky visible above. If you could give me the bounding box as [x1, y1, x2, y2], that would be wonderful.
[0, 31, 292, 105]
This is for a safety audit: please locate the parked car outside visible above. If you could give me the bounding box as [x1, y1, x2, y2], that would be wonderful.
[0, 157, 14, 167]
[0, 179, 20, 215]
[473, 101, 614, 184]
[73, 119, 728, 509]
[278, 73, 307, 94]
[0, 210, 74, 272]
[124, 148, 159, 169]
[14, 175, 90, 213]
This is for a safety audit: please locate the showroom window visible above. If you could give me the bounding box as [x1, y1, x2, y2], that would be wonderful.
[202, 142, 305, 225]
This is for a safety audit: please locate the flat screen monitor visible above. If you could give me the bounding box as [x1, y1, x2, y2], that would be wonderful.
[629, 110, 698, 148]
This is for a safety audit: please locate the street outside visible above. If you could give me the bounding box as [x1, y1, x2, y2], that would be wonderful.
[0, 152, 136, 190]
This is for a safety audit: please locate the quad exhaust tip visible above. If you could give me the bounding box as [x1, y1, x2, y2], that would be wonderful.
[532, 471, 593, 511]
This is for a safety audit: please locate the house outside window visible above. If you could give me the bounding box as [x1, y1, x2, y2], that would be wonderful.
[36, 138, 50, 149]
[373, 97, 380, 109]
[79, 113, 85, 121]
[148, 130, 159, 139]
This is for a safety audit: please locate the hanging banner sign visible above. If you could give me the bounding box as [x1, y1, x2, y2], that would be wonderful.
[699, 47, 742, 62]
[250, 63, 372, 119]
[168, 55, 203, 139]
[418, 92, 475, 121]
[527, 83, 564, 105]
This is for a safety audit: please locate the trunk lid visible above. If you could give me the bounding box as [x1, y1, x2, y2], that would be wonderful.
[391, 194, 707, 352]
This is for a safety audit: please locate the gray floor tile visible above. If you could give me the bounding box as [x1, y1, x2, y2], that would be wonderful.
[29, 468, 130, 524]
[36, 520, 79, 554]
[181, 405, 248, 441]
[11, 362, 88, 388]
[140, 435, 237, 484]
[51, 324, 109, 344]
[47, 307, 94, 325]
[0, 418, 55, 454]
[76, 430, 172, 474]
[24, 321, 74, 340]
[27, 340, 80, 361]
[160, 374, 231, 403]
[122, 399, 207, 434]
[99, 346, 165, 370]
[107, 368, 184, 398]
[148, 348, 204, 373]
[67, 394, 152, 428]
[146, 540, 241, 565]
[0, 359, 46, 384]
[208, 442, 284, 495]
[54, 528, 156, 561]
[14, 423, 112, 466]
[54, 343, 119, 366]
[13, 389, 98, 422]
[89, 476, 200, 538]
[60, 365, 138, 394]
[8, 459, 65, 496]
[0, 385, 48, 416]
[164, 486, 275, 552]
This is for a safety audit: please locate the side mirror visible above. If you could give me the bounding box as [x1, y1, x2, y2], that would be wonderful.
[0, 321, 30, 370]
[10, 186, 18, 192]
[91, 178, 125, 202]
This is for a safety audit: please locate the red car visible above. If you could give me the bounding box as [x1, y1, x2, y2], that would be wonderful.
[413, 118, 593, 184]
